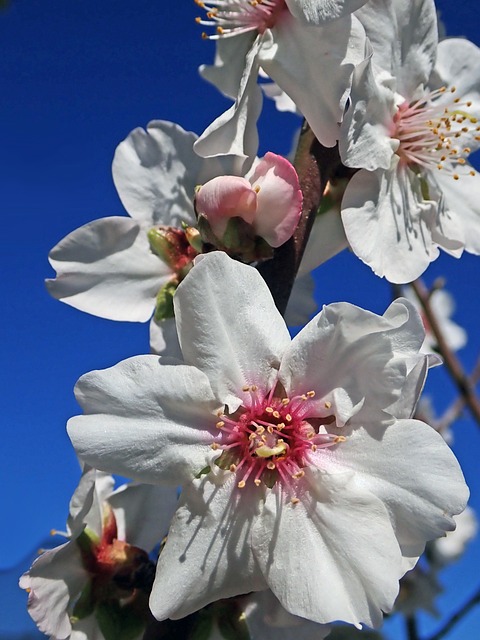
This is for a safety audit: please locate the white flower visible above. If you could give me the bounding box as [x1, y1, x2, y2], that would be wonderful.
[402, 286, 467, 353]
[20, 468, 177, 640]
[194, 0, 368, 159]
[68, 252, 468, 629]
[339, 0, 480, 282]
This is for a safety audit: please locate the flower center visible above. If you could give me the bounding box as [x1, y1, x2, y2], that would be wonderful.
[212, 385, 345, 497]
[392, 86, 479, 181]
[195, 0, 287, 39]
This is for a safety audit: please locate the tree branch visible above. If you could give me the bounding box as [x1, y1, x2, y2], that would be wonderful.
[425, 586, 480, 640]
[411, 279, 480, 426]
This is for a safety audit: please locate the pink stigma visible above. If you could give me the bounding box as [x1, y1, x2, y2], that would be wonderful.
[391, 86, 478, 181]
[195, 0, 287, 39]
[212, 385, 345, 496]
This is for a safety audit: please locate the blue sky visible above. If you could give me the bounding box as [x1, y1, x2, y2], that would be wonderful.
[1, 0, 479, 638]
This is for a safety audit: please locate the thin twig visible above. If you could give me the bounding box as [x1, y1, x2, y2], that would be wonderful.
[438, 356, 480, 431]
[425, 586, 480, 640]
[411, 279, 480, 426]
[406, 615, 420, 640]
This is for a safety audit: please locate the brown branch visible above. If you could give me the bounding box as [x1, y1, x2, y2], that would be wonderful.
[257, 122, 340, 315]
[438, 356, 480, 431]
[425, 586, 480, 640]
[411, 279, 480, 426]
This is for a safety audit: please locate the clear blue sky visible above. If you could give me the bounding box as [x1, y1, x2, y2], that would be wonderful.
[0, 1, 479, 638]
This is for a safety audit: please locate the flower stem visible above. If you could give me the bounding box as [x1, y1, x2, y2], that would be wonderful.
[425, 586, 480, 640]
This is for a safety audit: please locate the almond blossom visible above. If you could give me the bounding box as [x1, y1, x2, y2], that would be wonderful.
[339, 0, 480, 283]
[46, 119, 303, 354]
[68, 252, 468, 629]
[20, 467, 177, 640]
[194, 0, 368, 159]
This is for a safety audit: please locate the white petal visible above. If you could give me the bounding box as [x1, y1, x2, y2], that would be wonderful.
[200, 33, 256, 100]
[341, 165, 439, 283]
[112, 120, 201, 227]
[354, 0, 438, 97]
[194, 37, 262, 160]
[253, 471, 402, 627]
[326, 419, 470, 558]
[435, 169, 480, 255]
[285, 0, 369, 24]
[279, 300, 421, 427]
[149, 316, 183, 358]
[109, 483, 178, 552]
[47, 217, 169, 322]
[284, 273, 317, 327]
[174, 253, 291, 410]
[68, 356, 220, 485]
[260, 14, 366, 147]
[150, 474, 267, 620]
[340, 56, 397, 171]
[20, 542, 87, 640]
[298, 207, 348, 275]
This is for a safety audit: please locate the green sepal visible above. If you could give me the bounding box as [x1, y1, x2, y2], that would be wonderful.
[95, 600, 145, 640]
[70, 580, 95, 623]
[76, 527, 99, 556]
[419, 176, 431, 200]
[154, 280, 177, 321]
[217, 606, 251, 640]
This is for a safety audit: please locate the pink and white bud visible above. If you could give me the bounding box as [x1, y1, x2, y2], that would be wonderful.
[195, 152, 302, 248]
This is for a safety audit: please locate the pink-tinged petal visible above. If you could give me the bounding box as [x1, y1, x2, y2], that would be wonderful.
[324, 419, 469, 561]
[68, 356, 220, 485]
[195, 175, 258, 238]
[46, 217, 171, 322]
[174, 253, 291, 410]
[150, 474, 267, 620]
[249, 152, 302, 247]
[253, 471, 403, 627]
[20, 542, 88, 640]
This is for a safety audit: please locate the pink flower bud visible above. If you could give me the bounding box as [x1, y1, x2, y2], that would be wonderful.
[195, 152, 302, 248]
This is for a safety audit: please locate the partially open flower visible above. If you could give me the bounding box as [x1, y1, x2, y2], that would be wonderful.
[195, 152, 302, 253]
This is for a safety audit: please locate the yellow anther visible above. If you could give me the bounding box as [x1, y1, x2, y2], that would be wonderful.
[311, 444, 318, 452]
[285, 413, 292, 422]
[229, 464, 237, 472]
[334, 436, 347, 443]
[292, 470, 305, 479]
[255, 425, 265, 434]
[291, 497, 300, 505]
[267, 461, 276, 470]
[195, 17, 202, 23]
[306, 390, 316, 398]
[281, 398, 290, 405]
[242, 385, 251, 392]
[277, 423, 285, 430]
[470, 170, 476, 176]
[267, 425, 274, 434]
[254, 185, 261, 193]
[216, 26, 224, 34]
[211, 442, 219, 450]
[238, 480, 246, 488]
[450, 86, 457, 93]
[272, 410, 280, 419]
[216, 421, 225, 429]
[324, 401, 332, 409]
[437, 164, 443, 170]
[467, 101, 472, 106]
[254, 479, 262, 486]
[265, 406, 274, 414]
[453, 174, 460, 180]
[251, 385, 258, 391]
[464, 148, 471, 153]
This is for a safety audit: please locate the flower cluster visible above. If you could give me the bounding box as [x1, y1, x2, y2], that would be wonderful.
[23, 0, 479, 639]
